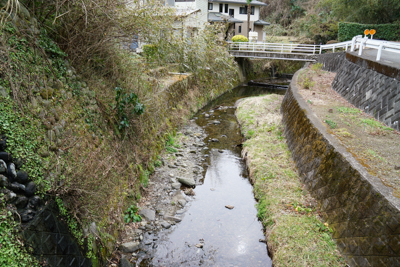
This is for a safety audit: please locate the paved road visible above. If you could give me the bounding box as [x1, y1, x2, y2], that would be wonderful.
[348, 48, 400, 69]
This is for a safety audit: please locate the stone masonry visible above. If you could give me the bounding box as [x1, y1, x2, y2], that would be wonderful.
[281, 71, 400, 267]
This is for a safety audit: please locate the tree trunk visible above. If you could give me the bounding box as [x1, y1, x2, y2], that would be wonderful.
[247, 4, 250, 39]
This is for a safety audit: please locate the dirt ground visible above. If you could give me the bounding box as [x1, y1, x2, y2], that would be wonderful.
[297, 64, 400, 197]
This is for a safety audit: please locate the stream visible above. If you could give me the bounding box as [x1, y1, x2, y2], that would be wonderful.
[136, 80, 289, 267]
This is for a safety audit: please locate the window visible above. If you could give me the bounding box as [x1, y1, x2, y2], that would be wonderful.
[239, 6, 255, 15]
[208, 3, 213, 10]
[225, 4, 228, 13]
[219, 3, 223, 12]
[239, 26, 242, 33]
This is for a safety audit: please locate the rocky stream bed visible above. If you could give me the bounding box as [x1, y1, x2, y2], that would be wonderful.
[112, 85, 290, 267]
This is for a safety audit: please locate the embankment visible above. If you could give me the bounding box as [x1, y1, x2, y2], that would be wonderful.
[281, 69, 400, 266]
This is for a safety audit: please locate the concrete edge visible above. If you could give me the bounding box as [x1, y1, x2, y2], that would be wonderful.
[289, 68, 400, 210]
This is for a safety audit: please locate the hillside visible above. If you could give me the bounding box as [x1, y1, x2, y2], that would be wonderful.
[0, 0, 241, 264]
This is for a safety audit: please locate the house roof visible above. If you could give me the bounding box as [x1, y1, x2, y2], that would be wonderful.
[209, 0, 267, 6]
[208, 12, 243, 23]
[254, 19, 270, 25]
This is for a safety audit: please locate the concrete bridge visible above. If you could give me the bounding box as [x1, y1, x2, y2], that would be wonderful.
[227, 36, 400, 62]
[227, 41, 350, 61]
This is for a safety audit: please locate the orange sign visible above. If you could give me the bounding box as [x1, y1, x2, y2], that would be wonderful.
[364, 29, 370, 35]
[370, 29, 376, 35]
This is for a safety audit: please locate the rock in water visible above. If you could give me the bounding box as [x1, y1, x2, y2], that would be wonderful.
[120, 242, 140, 253]
[177, 177, 196, 187]
[161, 221, 171, 229]
[139, 209, 156, 221]
[225, 205, 234, 210]
[171, 183, 181, 190]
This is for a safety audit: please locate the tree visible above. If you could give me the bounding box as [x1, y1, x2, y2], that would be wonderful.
[319, 0, 400, 24]
[247, 0, 252, 39]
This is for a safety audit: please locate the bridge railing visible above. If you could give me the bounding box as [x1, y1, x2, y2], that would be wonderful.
[319, 40, 353, 53]
[350, 36, 400, 61]
[227, 42, 320, 55]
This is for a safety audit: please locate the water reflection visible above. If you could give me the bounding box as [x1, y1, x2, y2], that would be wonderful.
[142, 83, 288, 266]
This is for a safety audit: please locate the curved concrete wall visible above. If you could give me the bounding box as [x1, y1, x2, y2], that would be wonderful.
[281, 70, 400, 266]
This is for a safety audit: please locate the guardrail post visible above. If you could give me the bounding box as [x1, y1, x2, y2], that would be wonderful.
[351, 37, 356, 52]
[313, 45, 315, 54]
[333, 45, 335, 53]
[345, 43, 348, 51]
[319, 46, 322, 54]
[377, 43, 384, 61]
[359, 39, 366, 56]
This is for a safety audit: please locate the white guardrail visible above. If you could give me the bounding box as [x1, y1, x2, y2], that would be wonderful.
[228, 36, 400, 61]
[227, 42, 321, 55]
[349, 35, 400, 61]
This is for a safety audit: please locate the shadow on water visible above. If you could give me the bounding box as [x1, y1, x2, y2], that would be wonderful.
[139, 80, 288, 267]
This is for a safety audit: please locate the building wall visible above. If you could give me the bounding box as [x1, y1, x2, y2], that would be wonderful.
[195, 0, 208, 28]
[175, 1, 196, 9]
[208, 3, 260, 21]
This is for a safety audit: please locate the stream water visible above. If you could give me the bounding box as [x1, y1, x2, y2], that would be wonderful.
[139, 80, 288, 266]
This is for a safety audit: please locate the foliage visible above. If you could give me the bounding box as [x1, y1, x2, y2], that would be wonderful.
[0, 202, 40, 266]
[231, 35, 249, 42]
[0, 95, 47, 193]
[311, 63, 323, 71]
[337, 107, 361, 114]
[142, 44, 158, 62]
[319, 0, 400, 24]
[124, 205, 142, 223]
[115, 87, 145, 130]
[165, 133, 179, 153]
[300, 77, 315, 89]
[325, 119, 337, 129]
[338, 22, 400, 41]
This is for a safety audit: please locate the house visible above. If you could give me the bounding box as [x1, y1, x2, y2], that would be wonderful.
[166, 0, 269, 42]
[207, 0, 269, 41]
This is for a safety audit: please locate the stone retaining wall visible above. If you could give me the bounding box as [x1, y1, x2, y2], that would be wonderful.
[317, 52, 400, 131]
[281, 70, 400, 266]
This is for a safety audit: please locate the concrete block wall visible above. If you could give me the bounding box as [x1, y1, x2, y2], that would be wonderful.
[317, 52, 400, 131]
[22, 202, 92, 267]
[281, 71, 400, 266]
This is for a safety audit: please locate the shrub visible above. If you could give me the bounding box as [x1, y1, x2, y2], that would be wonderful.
[338, 22, 400, 41]
[232, 35, 249, 42]
[142, 44, 158, 61]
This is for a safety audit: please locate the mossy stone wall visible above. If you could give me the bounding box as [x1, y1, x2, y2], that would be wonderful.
[281, 71, 400, 266]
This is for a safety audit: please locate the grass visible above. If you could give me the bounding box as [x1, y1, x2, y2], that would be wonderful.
[0, 203, 40, 266]
[236, 94, 345, 266]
